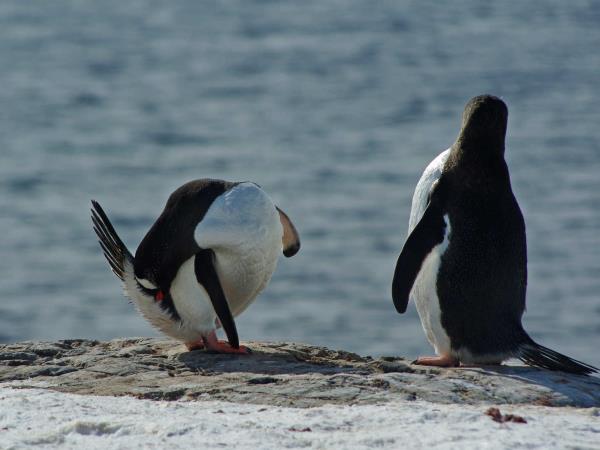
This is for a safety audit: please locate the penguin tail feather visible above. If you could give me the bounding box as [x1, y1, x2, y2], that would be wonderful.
[518, 338, 598, 376]
[91, 200, 134, 282]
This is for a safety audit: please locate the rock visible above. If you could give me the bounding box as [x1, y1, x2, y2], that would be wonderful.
[0, 338, 598, 408]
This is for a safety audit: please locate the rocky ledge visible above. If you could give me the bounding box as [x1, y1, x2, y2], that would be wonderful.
[0, 338, 598, 408]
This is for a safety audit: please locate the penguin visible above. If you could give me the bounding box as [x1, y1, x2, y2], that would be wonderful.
[392, 95, 597, 375]
[91, 179, 300, 354]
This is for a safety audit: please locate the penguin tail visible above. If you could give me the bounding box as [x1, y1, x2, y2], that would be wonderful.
[518, 336, 598, 375]
[91, 200, 134, 282]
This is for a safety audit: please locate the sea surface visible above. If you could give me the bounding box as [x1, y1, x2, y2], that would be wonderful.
[1, 1, 599, 366]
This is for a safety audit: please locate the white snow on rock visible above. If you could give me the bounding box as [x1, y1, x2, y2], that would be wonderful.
[1, 387, 599, 450]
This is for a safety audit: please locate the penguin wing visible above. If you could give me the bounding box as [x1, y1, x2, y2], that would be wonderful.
[277, 207, 301, 257]
[194, 249, 240, 349]
[392, 182, 448, 313]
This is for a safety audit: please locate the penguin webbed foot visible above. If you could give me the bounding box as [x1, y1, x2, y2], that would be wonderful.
[185, 331, 250, 355]
[204, 341, 250, 355]
[412, 354, 459, 367]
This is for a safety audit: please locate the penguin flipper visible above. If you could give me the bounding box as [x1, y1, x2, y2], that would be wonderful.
[194, 249, 240, 349]
[277, 207, 301, 257]
[392, 199, 447, 313]
[91, 200, 134, 280]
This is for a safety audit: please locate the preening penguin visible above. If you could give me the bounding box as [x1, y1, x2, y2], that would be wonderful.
[392, 95, 597, 375]
[92, 179, 300, 354]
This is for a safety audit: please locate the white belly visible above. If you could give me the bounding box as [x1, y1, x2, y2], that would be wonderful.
[409, 149, 453, 356]
[412, 216, 452, 356]
[169, 257, 217, 341]
[194, 182, 283, 317]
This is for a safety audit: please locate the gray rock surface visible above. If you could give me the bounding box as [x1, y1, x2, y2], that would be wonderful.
[1, 338, 598, 408]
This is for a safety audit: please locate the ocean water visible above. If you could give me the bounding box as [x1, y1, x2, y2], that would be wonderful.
[1, 1, 599, 366]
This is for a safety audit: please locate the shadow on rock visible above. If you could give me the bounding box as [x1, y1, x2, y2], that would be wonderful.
[176, 342, 367, 376]
[460, 364, 600, 407]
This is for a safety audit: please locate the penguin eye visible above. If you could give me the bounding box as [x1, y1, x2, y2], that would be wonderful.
[135, 280, 153, 294]
[135, 276, 158, 290]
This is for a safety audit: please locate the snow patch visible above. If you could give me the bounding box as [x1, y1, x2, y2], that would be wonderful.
[1, 386, 599, 449]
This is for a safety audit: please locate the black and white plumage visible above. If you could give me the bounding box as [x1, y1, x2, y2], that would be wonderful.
[92, 179, 300, 354]
[392, 95, 597, 375]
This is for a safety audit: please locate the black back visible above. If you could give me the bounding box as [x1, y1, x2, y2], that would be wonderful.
[437, 95, 528, 355]
[134, 179, 238, 312]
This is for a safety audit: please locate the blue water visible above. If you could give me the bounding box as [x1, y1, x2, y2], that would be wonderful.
[1, 1, 599, 366]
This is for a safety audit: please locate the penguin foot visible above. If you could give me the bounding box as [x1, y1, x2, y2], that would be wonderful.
[413, 355, 459, 367]
[202, 331, 250, 354]
[205, 341, 250, 354]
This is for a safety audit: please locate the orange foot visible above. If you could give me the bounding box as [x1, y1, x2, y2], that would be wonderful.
[413, 354, 459, 367]
[186, 331, 249, 354]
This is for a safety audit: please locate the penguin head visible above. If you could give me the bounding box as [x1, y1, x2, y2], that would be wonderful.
[457, 95, 508, 153]
[134, 268, 161, 291]
[134, 269, 170, 301]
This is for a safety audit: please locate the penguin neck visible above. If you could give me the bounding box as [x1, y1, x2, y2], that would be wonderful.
[457, 124, 505, 152]
[449, 131, 505, 166]
[453, 110, 507, 155]
[445, 137, 509, 191]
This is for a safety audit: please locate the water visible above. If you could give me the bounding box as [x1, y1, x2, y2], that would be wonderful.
[1, 1, 599, 366]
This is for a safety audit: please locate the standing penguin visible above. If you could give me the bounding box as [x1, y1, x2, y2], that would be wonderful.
[92, 179, 300, 354]
[392, 95, 597, 374]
